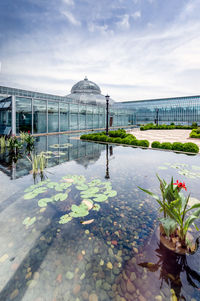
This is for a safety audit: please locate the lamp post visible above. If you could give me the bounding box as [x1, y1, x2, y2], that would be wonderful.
[155, 108, 159, 126]
[105, 94, 110, 136]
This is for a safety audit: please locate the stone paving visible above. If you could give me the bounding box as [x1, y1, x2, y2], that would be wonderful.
[128, 129, 200, 151]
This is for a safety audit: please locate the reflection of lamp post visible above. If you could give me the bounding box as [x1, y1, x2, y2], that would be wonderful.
[105, 94, 110, 136]
[155, 108, 159, 126]
[105, 144, 110, 179]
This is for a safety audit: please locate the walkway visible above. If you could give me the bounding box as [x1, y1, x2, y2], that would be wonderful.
[128, 129, 200, 149]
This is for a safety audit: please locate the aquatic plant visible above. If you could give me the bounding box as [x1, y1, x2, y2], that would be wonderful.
[139, 176, 200, 250]
[23, 174, 117, 226]
[27, 152, 46, 175]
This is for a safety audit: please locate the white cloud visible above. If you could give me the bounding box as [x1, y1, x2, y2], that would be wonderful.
[117, 14, 130, 29]
[132, 11, 141, 20]
[62, 11, 80, 26]
[62, 0, 74, 6]
[1, 1, 200, 101]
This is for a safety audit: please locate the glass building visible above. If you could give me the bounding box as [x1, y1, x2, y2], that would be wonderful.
[115, 95, 200, 125]
[0, 77, 131, 135]
[0, 77, 200, 135]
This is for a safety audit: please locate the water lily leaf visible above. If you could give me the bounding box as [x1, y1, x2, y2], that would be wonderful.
[106, 190, 117, 197]
[82, 199, 93, 210]
[54, 193, 68, 202]
[59, 214, 72, 224]
[94, 194, 108, 202]
[76, 184, 88, 190]
[158, 166, 168, 170]
[93, 204, 100, 211]
[24, 192, 38, 200]
[23, 216, 36, 226]
[47, 182, 58, 189]
[81, 219, 94, 225]
[70, 210, 89, 218]
[38, 198, 52, 207]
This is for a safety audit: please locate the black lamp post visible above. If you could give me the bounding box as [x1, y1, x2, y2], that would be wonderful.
[105, 94, 110, 136]
[155, 108, 159, 126]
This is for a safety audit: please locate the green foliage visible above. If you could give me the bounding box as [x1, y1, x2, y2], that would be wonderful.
[182, 142, 199, 153]
[171, 142, 184, 151]
[151, 141, 161, 148]
[137, 140, 150, 147]
[140, 123, 192, 131]
[27, 152, 47, 175]
[80, 130, 149, 149]
[139, 175, 200, 248]
[192, 122, 198, 129]
[160, 142, 172, 150]
[190, 128, 200, 138]
[0, 136, 6, 148]
[7, 136, 22, 153]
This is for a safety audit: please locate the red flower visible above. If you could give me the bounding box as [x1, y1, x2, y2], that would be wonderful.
[27, 130, 30, 134]
[173, 180, 187, 191]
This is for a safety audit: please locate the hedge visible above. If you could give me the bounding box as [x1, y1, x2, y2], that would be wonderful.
[80, 130, 199, 153]
[190, 128, 200, 138]
[151, 140, 199, 153]
[80, 129, 149, 149]
[140, 123, 193, 131]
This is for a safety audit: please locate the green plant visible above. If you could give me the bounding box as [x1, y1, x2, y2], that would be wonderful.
[137, 140, 149, 147]
[25, 132, 35, 152]
[7, 135, 22, 153]
[160, 142, 172, 150]
[172, 142, 184, 151]
[192, 122, 198, 129]
[138, 176, 200, 249]
[0, 136, 6, 149]
[182, 142, 199, 153]
[151, 141, 161, 148]
[27, 152, 46, 175]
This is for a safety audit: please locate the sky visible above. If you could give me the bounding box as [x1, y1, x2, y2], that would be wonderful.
[0, 0, 200, 102]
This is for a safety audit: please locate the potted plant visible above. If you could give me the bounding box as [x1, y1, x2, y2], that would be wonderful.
[138, 176, 200, 254]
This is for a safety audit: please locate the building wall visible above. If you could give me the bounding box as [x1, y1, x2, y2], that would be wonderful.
[0, 86, 132, 134]
[115, 95, 200, 125]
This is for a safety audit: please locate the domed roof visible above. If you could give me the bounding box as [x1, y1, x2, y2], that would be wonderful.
[71, 77, 101, 94]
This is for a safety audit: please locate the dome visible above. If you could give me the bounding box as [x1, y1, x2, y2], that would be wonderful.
[71, 77, 101, 94]
[66, 77, 115, 105]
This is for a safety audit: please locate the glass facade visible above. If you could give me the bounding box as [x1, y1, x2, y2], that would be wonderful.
[2, 84, 199, 135]
[115, 95, 200, 125]
[0, 86, 131, 135]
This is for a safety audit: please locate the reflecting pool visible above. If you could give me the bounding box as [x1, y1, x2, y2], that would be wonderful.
[0, 134, 199, 301]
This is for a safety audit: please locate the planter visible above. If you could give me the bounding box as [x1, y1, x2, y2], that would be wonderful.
[156, 224, 198, 255]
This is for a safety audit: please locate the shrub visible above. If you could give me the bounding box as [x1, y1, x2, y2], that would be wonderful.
[151, 141, 161, 148]
[189, 129, 200, 138]
[192, 122, 198, 129]
[114, 137, 123, 143]
[137, 140, 150, 147]
[160, 142, 172, 150]
[121, 137, 132, 144]
[182, 142, 199, 153]
[197, 127, 200, 134]
[172, 142, 184, 151]
[131, 140, 138, 146]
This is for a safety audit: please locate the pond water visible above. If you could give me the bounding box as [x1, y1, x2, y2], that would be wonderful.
[0, 134, 200, 301]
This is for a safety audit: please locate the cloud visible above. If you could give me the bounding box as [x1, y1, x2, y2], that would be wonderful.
[117, 14, 130, 29]
[62, 0, 74, 5]
[0, 0, 200, 101]
[62, 11, 81, 26]
[132, 11, 141, 20]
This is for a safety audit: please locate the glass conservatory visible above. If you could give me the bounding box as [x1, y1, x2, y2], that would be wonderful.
[0, 78, 132, 135]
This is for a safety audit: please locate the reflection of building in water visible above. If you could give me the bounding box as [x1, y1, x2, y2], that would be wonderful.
[0, 136, 108, 179]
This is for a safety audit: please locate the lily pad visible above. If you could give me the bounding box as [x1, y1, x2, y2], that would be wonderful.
[59, 214, 72, 224]
[106, 190, 117, 197]
[54, 193, 68, 202]
[24, 192, 38, 200]
[93, 204, 100, 211]
[23, 217, 36, 227]
[38, 198, 52, 207]
[94, 194, 108, 202]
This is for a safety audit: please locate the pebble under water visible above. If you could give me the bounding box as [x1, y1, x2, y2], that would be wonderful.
[0, 134, 200, 301]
